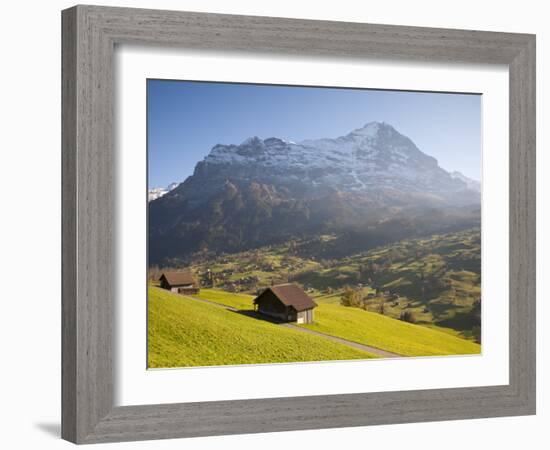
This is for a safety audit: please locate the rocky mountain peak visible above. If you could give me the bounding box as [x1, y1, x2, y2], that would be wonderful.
[349, 121, 384, 136]
[149, 121, 480, 264]
[193, 122, 474, 202]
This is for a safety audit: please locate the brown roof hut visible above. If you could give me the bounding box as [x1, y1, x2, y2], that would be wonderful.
[253, 284, 317, 324]
[159, 271, 199, 295]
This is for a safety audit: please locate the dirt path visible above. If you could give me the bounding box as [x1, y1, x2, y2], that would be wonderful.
[280, 324, 402, 358]
[182, 293, 402, 358]
[186, 295, 239, 311]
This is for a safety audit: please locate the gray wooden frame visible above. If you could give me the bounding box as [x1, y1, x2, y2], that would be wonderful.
[61, 4, 536, 444]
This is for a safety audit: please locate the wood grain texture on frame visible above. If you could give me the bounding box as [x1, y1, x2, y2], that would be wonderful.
[61, 5, 536, 444]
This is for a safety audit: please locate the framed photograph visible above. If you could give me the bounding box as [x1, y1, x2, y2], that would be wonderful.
[62, 5, 536, 444]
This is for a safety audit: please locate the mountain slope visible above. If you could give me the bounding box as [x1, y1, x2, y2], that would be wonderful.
[149, 122, 480, 265]
[450, 171, 481, 192]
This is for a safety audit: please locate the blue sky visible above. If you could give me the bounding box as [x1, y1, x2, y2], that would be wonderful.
[148, 79, 481, 187]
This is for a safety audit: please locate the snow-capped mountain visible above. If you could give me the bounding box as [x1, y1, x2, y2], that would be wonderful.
[182, 122, 478, 205]
[148, 182, 178, 202]
[149, 122, 480, 264]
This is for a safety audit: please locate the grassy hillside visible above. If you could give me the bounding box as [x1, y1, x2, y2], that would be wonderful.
[160, 287, 479, 360]
[301, 303, 481, 357]
[148, 287, 376, 368]
[295, 228, 481, 338]
[195, 288, 254, 310]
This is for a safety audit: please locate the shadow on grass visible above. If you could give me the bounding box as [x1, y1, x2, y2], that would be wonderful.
[231, 309, 288, 324]
[437, 311, 478, 332]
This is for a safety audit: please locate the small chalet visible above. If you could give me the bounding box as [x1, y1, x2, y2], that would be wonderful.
[253, 284, 317, 324]
[159, 271, 199, 295]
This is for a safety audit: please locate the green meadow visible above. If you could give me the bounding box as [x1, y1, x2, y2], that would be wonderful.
[148, 286, 376, 368]
[301, 303, 480, 357]
[195, 288, 254, 310]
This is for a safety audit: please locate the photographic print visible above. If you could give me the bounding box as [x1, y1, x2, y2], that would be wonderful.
[147, 80, 482, 369]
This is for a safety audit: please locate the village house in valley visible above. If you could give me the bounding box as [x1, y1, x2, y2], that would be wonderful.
[159, 271, 200, 295]
[253, 284, 317, 324]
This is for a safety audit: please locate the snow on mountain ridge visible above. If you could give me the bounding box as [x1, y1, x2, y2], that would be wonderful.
[349, 121, 382, 137]
[199, 121, 471, 197]
[148, 182, 178, 202]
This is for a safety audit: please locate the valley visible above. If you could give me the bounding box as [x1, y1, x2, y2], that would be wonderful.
[168, 227, 481, 342]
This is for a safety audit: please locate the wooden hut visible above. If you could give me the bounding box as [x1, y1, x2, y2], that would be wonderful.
[253, 284, 317, 324]
[159, 271, 199, 295]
